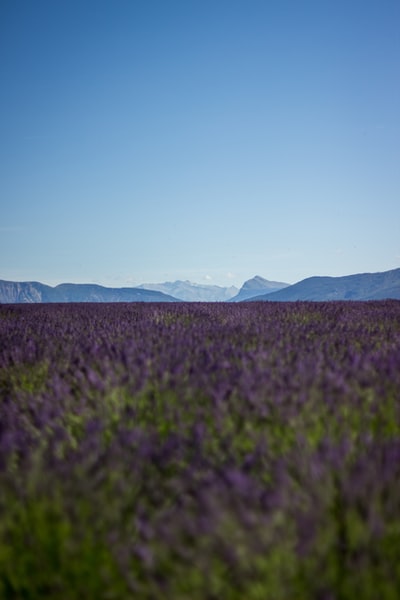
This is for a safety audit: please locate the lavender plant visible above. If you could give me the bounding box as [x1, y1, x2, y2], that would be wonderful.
[0, 301, 399, 598]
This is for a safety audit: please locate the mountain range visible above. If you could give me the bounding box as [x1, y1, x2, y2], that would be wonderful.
[247, 268, 400, 302]
[0, 281, 177, 304]
[0, 276, 280, 304]
[0, 268, 399, 303]
[137, 280, 239, 302]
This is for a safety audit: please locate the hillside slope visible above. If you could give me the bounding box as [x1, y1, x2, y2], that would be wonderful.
[0, 280, 178, 303]
[247, 268, 400, 301]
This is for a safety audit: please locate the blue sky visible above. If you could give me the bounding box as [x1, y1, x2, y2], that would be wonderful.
[1, 0, 399, 288]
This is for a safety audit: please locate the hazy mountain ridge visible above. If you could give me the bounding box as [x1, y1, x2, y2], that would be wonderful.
[0, 281, 177, 303]
[247, 268, 400, 302]
[1, 268, 399, 303]
[229, 276, 290, 302]
[137, 280, 239, 302]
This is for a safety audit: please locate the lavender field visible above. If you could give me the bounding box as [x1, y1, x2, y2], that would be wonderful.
[1, 301, 400, 599]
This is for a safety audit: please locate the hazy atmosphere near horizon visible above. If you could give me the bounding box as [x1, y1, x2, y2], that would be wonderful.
[1, 0, 399, 289]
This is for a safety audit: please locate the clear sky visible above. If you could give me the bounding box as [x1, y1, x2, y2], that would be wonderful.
[1, 0, 399, 288]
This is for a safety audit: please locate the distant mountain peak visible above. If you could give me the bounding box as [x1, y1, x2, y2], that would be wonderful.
[229, 276, 290, 302]
[242, 275, 290, 290]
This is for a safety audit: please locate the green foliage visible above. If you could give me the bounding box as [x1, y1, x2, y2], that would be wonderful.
[0, 488, 128, 599]
[0, 362, 49, 396]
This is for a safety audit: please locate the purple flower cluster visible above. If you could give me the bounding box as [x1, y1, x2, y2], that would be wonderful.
[0, 301, 400, 598]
